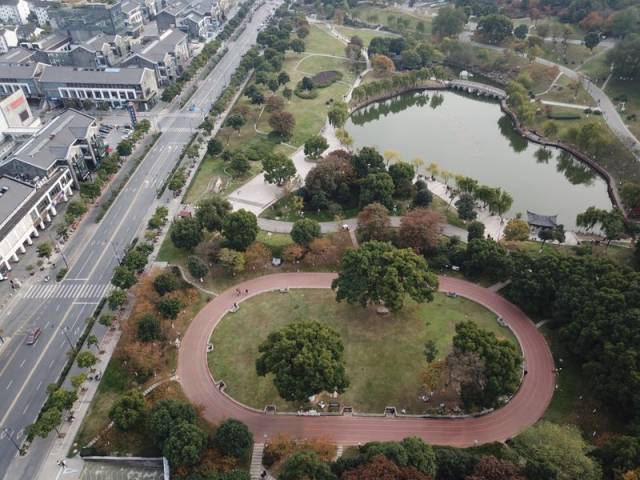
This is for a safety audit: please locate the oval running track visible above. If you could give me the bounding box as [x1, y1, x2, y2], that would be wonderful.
[177, 273, 555, 447]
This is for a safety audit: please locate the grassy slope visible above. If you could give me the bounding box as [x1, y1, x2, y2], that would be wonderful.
[334, 25, 398, 47]
[209, 290, 516, 413]
[351, 5, 432, 37]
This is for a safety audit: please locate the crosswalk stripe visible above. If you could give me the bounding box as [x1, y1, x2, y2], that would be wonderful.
[79, 284, 90, 297]
[19, 282, 114, 299]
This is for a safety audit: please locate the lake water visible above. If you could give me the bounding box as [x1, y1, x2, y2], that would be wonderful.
[346, 91, 612, 230]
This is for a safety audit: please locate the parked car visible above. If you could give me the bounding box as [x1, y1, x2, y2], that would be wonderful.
[25, 327, 42, 345]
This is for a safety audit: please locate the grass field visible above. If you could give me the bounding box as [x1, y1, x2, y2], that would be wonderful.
[538, 43, 604, 68]
[538, 74, 596, 107]
[351, 5, 432, 37]
[334, 25, 398, 47]
[209, 289, 516, 413]
[605, 78, 640, 140]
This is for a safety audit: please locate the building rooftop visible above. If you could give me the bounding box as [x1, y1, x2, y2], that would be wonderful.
[0, 47, 34, 65]
[81, 34, 117, 52]
[139, 29, 186, 56]
[35, 33, 70, 51]
[0, 63, 40, 79]
[39, 66, 147, 85]
[120, 0, 140, 14]
[11, 109, 95, 171]
[0, 175, 34, 231]
[0, 0, 22, 6]
[527, 211, 558, 229]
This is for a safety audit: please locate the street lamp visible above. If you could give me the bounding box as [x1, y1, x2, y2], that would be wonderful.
[2, 427, 22, 452]
[62, 326, 75, 350]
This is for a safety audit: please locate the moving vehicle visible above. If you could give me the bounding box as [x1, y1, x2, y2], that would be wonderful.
[25, 327, 42, 345]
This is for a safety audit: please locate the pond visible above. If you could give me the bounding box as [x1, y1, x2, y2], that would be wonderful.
[346, 91, 612, 230]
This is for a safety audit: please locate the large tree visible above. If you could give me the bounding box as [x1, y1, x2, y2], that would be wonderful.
[332, 241, 438, 312]
[222, 210, 258, 251]
[398, 208, 442, 254]
[432, 6, 466, 38]
[360, 172, 395, 209]
[196, 196, 231, 232]
[148, 399, 196, 447]
[163, 421, 207, 468]
[269, 110, 296, 140]
[328, 101, 349, 128]
[109, 390, 146, 432]
[452, 321, 521, 408]
[466, 455, 525, 480]
[357, 202, 391, 242]
[279, 450, 336, 480]
[215, 419, 253, 459]
[256, 321, 349, 402]
[304, 135, 329, 159]
[351, 146, 386, 178]
[291, 218, 321, 247]
[170, 217, 203, 250]
[262, 152, 297, 185]
[388, 162, 415, 199]
[608, 34, 640, 80]
[513, 422, 602, 480]
[477, 14, 514, 44]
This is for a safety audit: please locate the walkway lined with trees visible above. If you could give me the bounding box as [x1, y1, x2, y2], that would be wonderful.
[178, 273, 555, 446]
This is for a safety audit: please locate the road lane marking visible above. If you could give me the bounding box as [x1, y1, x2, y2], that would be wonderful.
[6, 380, 13, 389]
[36, 381, 41, 391]
[19, 359, 25, 368]
[22, 403, 29, 415]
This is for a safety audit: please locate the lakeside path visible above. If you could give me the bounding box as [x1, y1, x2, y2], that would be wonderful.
[178, 273, 555, 447]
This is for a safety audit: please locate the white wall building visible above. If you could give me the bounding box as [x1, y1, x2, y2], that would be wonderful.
[0, 0, 30, 25]
[0, 26, 18, 53]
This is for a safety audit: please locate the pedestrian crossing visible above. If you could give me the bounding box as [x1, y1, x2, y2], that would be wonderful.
[21, 283, 114, 300]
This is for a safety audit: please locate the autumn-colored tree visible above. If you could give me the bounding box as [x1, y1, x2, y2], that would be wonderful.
[282, 244, 305, 263]
[244, 242, 272, 271]
[398, 208, 442, 254]
[341, 454, 433, 480]
[265, 95, 285, 112]
[357, 202, 391, 242]
[503, 218, 530, 241]
[465, 455, 525, 480]
[269, 111, 296, 140]
[371, 54, 396, 77]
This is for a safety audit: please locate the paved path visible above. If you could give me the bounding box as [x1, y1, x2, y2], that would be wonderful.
[258, 216, 468, 241]
[178, 273, 555, 447]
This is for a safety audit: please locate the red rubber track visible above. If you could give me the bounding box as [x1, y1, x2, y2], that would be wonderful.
[177, 273, 555, 447]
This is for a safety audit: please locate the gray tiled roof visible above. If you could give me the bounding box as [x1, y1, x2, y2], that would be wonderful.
[36, 33, 69, 51]
[140, 29, 186, 55]
[0, 175, 34, 229]
[11, 109, 95, 171]
[81, 34, 117, 52]
[0, 64, 39, 79]
[0, 47, 34, 65]
[526, 211, 558, 228]
[39, 66, 147, 85]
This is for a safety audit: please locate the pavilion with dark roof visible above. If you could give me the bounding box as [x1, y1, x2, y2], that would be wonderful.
[527, 211, 558, 231]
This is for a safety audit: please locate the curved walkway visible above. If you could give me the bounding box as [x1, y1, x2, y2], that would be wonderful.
[177, 273, 555, 446]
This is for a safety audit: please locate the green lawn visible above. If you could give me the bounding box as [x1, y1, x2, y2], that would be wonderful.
[209, 290, 516, 413]
[351, 5, 432, 37]
[305, 24, 349, 56]
[578, 53, 610, 84]
[334, 25, 398, 47]
[538, 43, 603, 69]
[538, 74, 596, 107]
[605, 78, 640, 140]
[541, 325, 625, 442]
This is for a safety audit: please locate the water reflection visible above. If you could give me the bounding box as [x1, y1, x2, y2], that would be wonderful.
[345, 91, 612, 229]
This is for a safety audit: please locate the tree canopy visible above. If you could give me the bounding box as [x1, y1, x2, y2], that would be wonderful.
[215, 419, 253, 459]
[262, 153, 297, 185]
[256, 321, 349, 402]
[196, 196, 231, 232]
[222, 210, 258, 251]
[109, 389, 146, 432]
[332, 241, 438, 312]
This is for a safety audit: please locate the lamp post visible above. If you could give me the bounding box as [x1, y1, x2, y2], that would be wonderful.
[61, 326, 74, 350]
[2, 427, 21, 452]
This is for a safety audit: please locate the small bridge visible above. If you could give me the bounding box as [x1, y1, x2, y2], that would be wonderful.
[446, 80, 506, 100]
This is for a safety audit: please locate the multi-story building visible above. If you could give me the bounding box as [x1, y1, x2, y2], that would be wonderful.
[0, 46, 34, 65]
[0, 0, 30, 25]
[0, 26, 18, 53]
[0, 62, 45, 98]
[121, 0, 143, 37]
[26, 0, 56, 26]
[33, 34, 128, 69]
[38, 65, 159, 110]
[0, 89, 40, 140]
[0, 109, 105, 279]
[121, 28, 189, 84]
[20, 32, 70, 51]
[49, 0, 127, 42]
[156, 0, 219, 39]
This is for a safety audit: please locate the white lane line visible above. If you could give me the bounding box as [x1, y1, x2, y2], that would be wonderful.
[22, 402, 29, 415]
[6, 379, 13, 389]
[23, 285, 35, 297]
[55, 304, 61, 312]
[19, 359, 26, 368]
[36, 381, 42, 391]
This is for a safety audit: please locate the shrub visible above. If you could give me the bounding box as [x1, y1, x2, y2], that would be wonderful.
[187, 255, 208, 279]
[310, 70, 343, 88]
[153, 272, 180, 295]
[137, 314, 161, 342]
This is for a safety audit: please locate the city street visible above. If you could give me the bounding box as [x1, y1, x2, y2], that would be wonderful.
[0, 2, 275, 477]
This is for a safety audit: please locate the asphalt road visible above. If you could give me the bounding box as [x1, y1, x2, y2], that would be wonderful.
[0, 2, 276, 476]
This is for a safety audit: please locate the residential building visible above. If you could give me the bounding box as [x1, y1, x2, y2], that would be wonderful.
[0, 46, 34, 65]
[15, 22, 43, 42]
[33, 34, 129, 68]
[121, 0, 143, 37]
[0, 109, 104, 278]
[0, 62, 45, 98]
[121, 28, 189, 84]
[0, 0, 30, 25]
[0, 25, 18, 53]
[0, 109, 104, 183]
[156, 0, 219, 39]
[20, 32, 70, 51]
[142, 0, 157, 19]
[0, 89, 40, 140]
[27, 0, 56, 26]
[49, 1, 127, 42]
[38, 65, 159, 110]
[0, 170, 74, 279]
